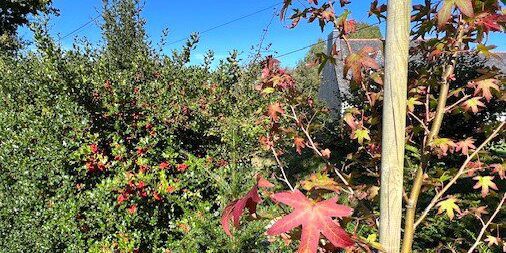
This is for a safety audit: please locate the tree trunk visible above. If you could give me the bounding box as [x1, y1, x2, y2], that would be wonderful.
[379, 0, 411, 252]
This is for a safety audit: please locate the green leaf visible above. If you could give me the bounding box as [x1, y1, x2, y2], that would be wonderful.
[261, 87, 276, 94]
[436, 197, 461, 220]
[352, 128, 371, 144]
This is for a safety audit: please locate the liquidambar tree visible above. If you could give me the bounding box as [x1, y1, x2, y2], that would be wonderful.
[222, 0, 505, 252]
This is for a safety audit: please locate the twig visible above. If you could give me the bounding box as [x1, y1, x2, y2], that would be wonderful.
[408, 112, 430, 134]
[445, 94, 470, 113]
[289, 105, 355, 194]
[414, 121, 505, 228]
[271, 146, 295, 191]
[467, 194, 506, 253]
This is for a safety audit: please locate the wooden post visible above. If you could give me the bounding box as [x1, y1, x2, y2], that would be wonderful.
[379, 0, 411, 252]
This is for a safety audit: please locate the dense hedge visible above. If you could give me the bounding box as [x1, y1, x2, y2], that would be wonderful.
[0, 3, 288, 251]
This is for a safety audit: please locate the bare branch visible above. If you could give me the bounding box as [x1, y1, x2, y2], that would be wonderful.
[467, 194, 506, 253]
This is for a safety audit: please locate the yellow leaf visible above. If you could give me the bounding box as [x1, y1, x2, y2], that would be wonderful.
[436, 197, 461, 220]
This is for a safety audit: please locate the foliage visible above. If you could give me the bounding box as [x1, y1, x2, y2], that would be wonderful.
[223, 0, 505, 252]
[0, 0, 283, 252]
[1, 0, 505, 252]
[0, 0, 56, 51]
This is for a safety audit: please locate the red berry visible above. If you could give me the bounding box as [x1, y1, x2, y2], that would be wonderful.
[159, 161, 170, 170]
[89, 144, 99, 154]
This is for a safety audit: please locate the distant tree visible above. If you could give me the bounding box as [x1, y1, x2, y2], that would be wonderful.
[292, 39, 325, 95]
[292, 23, 381, 94]
[0, 0, 56, 51]
[348, 22, 382, 39]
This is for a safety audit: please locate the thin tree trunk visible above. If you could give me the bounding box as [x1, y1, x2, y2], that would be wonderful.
[379, 0, 411, 252]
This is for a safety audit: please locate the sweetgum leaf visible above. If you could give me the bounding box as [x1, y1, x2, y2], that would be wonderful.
[267, 190, 354, 253]
[473, 176, 498, 198]
[436, 197, 461, 220]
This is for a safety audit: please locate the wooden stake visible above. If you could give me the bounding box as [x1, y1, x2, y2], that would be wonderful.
[379, 0, 411, 252]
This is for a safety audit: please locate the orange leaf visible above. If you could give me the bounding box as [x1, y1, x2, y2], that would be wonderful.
[267, 102, 285, 122]
[294, 136, 306, 155]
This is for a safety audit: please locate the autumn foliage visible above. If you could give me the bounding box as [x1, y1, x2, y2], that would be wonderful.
[221, 0, 505, 252]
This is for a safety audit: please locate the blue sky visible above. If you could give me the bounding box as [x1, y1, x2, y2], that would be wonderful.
[19, 0, 505, 67]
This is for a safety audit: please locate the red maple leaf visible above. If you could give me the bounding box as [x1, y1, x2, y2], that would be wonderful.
[221, 176, 274, 237]
[455, 137, 476, 155]
[267, 190, 354, 253]
[344, 46, 380, 83]
[468, 79, 500, 102]
[294, 136, 306, 154]
[267, 102, 285, 122]
[476, 13, 505, 33]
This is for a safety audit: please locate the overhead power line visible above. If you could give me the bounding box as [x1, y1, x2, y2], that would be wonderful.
[59, 15, 101, 40]
[166, 2, 283, 46]
[275, 21, 383, 58]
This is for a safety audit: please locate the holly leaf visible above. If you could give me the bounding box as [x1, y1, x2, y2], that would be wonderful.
[267, 102, 285, 122]
[352, 127, 371, 144]
[473, 176, 498, 198]
[455, 137, 476, 155]
[468, 79, 500, 102]
[462, 97, 486, 113]
[436, 196, 461, 220]
[267, 190, 354, 252]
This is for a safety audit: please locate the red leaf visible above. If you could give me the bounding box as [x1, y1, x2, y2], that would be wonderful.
[221, 175, 273, 237]
[221, 186, 261, 237]
[159, 161, 170, 169]
[344, 47, 379, 83]
[90, 143, 99, 154]
[256, 174, 275, 188]
[294, 136, 306, 154]
[267, 190, 354, 252]
[455, 138, 476, 155]
[468, 79, 500, 102]
[476, 14, 505, 33]
[127, 204, 137, 214]
[267, 102, 285, 122]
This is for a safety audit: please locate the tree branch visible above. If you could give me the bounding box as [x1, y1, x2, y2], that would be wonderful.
[467, 194, 506, 253]
[414, 121, 504, 228]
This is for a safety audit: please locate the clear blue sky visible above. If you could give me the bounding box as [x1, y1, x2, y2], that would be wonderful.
[19, 0, 505, 67]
